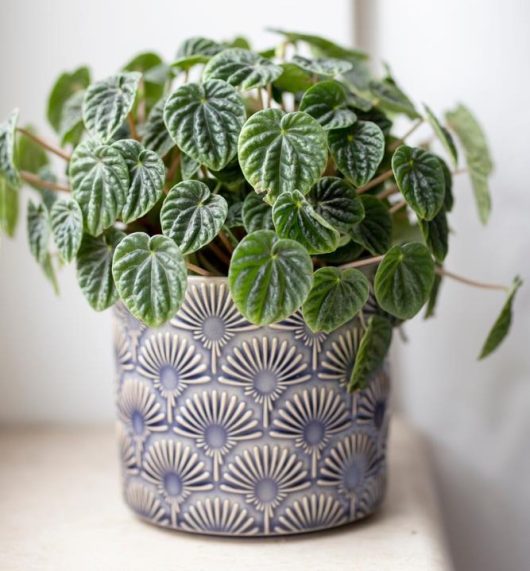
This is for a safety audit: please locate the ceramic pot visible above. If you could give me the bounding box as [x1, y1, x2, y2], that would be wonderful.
[113, 276, 390, 537]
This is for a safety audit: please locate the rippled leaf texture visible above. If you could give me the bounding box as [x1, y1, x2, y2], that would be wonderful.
[50, 198, 83, 263]
[446, 104, 493, 224]
[0, 110, 20, 186]
[204, 48, 283, 90]
[112, 139, 165, 223]
[0, 178, 19, 237]
[112, 232, 187, 327]
[58, 91, 85, 146]
[374, 242, 435, 319]
[225, 201, 243, 228]
[300, 80, 357, 130]
[272, 190, 339, 254]
[349, 315, 392, 391]
[69, 140, 129, 236]
[308, 177, 364, 233]
[392, 145, 445, 221]
[180, 152, 200, 181]
[228, 229, 312, 324]
[291, 55, 352, 77]
[479, 276, 522, 360]
[142, 98, 175, 158]
[242, 191, 273, 233]
[303, 267, 370, 333]
[160, 180, 227, 254]
[27, 200, 50, 264]
[238, 109, 327, 203]
[47, 66, 90, 133]
[419, 208, 449, 263]
[177, 37, 223, 58]
[350, 195, 391, 255]
[164, 79, 245, 171]
[424, 104, 458, 167]
[76, 228, 125, 311]
[328, 121, 385, 187]
[369, 78, 419, 119]
[83, 72, 141, 142]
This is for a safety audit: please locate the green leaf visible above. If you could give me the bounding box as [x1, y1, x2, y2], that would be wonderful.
[272, 190, 339, 254]
[273, 63, 313, 93]
[299, 80, 357, 130]
[392, 145, 446, 221]
[123, 52, 165, 112]
[27, 200, 50, 264]
[112, 139, 165, 223]
[374, 242, 435, 319]
[228, 229, 313, 325]
[69, 139, 129, 236]
[225, 201, 243, 228]
[424, 104, 458, 167]
[58, 91, 85, 146]
[350, 195, 392, 255]
[303, 267, 370, 333]
[180, 152, 201, 180]
[142, 97, 175, 158]
[83, 72, 141, 142]
[15, 125, 48, 178]
[0, 109, 20, 186]
[177, 37, 223, 58]
[50, 198, 83, 263]
[47, 66, 90, 133]
[242, 190, 273, 233]
[291, 55, 352, 77]
[308, 177, 364, 233]
[318, 239, 364, 264]
[164, 79, 245, 171]
[328, 120, 385, 187]
[369, 78, 420, 119]
[479, 276, 523, 360]
[204, 48, 283, 90]
[349, 315, 392, 391]
[209, 158, 244, 188]
[0, 178, 19, 237]
[76, 228, 125, 311]
[41, 253, 60, 295]
[160, 180, 227, 254]
[238, 109, 327, 203]
[418, 208, 449, 263]
[112, 232, 187, 327]
[424, 272, 442, 319]
[438, 156, 454, 212]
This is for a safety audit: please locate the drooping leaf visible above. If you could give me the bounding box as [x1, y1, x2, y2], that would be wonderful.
[164, 79, 246, 170]
[308, 176, 364, 233]
[112, 232, 187, 327]
[112, 139, 165, 223]
[299, 80, 357, 130]
[176, 37, 224, 58]
[438, 156, 454, 212]
[160, 180, 227, 254]
[273, 63, 313, 93]
[242, 191, 273, 233]
[369, 78, 420, 119]
[424, 104, 458, 167]
[350, 195, 392, 255]
[392, 145, 446, 221]
[83, 72, 141, 142]
[50, 198, 83, 263]
[228, 229, 313, 324]
[238, 109, 327, 203]
[479, 276, 523, 360]
[204, 48, 283, 90]
[424, 271, 442, 319]
[349, 315, 392, 391]
[47, 66, 90, 133]
[69, 139, 129, 236]
[291, 55, 353, 77]
[272, 190, 339, 254]
[41, 253, 60, 295]
[374, 242, 435, 319]
[418, 208, 449, 263]
[142, 97, 175, 158]
[303, 267, 370, 333]
[0, 178, 19, 237]
[27, 200, 50, 264]
[328, 121, 385, 187]
[58, 90, 85, 146]
[0, 110, 20, 186]
[76, 228, 125, 311]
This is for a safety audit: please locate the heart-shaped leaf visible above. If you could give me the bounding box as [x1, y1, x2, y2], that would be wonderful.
[47, 66, 90, 133]
[308, 176, 364, 233]
[242, 191, 273, 233]
[228, 229, 313, 324]
[164, 79, 245, 170]
[58, 90, 85, 146]
[112, 139, 165, 223]
[419, 208, 449, 263]
[83, 72, 141, 142]
[204, 48, 283, 90]
[424, 104, 458, 167]
[27, 200, 50, 264]
[350, 195, 392, 255]
[303, 267, 370, 333]
[349, 315, 392, 391]
[0, 109, 20, 187]
[112, 232, 187, 327]
[69, 139, 129, 236]
[50, 198, 83, 263]
[328, 120, 385, 187]
[374, 242, 435, 319]
[272, 190, 339, 254]
[142, 97, 175, 157]
[238, 109, 327, 203]
[76, 228, 125, 311]
[0, 178, 19, 237]
[177, 37, 223, 58]
[299, 80, 357, 130]
[369, 78, 419, 119]
[291, 55, 353, 77]
[160, 180, 227, 254]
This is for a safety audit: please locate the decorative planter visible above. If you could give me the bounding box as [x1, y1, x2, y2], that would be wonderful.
[113, 276, 390, 536]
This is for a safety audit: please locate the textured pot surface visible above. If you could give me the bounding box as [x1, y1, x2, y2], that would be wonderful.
[113, 277, 390, 536]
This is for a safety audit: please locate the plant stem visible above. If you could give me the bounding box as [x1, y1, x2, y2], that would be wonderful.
[222, 226, 239, 247]
[137, 77, 146, 124]
[186, 261, 211, 276]
[389, 200, 407, 214]
[208, 240, 231, 266]
[436, 267, 508, 292]
[218, 230, 234, 254]
[267, 83, 273, 108]
[357, 169, 394, 194]
[127, 113, 139, 140]
[164, 151, 181, 192]
[258, 89, 265, 110]
[20, 170, 70, 193]
[388, 118, 424, 152]
[17, 128, 71, 161]
[453, 167, 468, 175]
[340, 255, 384, 269]
[377, 185, 399, 200]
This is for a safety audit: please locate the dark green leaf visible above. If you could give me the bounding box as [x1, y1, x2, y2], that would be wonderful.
[47, 66, 90, 132]
[273, 63, 313, 93]
[0, 110, 20, 186]
[350, 195, 392, 255]
[242, 191, 273, 232]
[438, 156, 454, 212]
[424, 272, 442, 319]
[27, 200, 50, 264]
[142, 97, 175, 158]
[369, 78, 420, 119]
[50, 198, 83, 263]
[299, 80, 357, 130]
[209, 158, 244, 188]
[424, 104, 458, 167]
[291, 55, 352, 77]
[0, 178, 19, 237]
[318, 239, 364, 264]
[419, 208, 449, 263]
[225, 201, 243, 228]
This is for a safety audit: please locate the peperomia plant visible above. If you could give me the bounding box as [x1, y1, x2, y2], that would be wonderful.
[0, 30, 522, 389]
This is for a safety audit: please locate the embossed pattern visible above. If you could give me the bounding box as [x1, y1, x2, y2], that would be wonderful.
[114, 277, 390, 536]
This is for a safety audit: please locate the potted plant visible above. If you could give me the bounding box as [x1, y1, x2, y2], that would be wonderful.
[0, 30, 521, 537]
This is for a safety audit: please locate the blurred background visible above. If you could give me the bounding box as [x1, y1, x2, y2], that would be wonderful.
[0, 1, 528, 569]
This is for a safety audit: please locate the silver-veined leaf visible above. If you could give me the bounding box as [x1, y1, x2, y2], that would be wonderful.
[225, 201, 243, 228]
[47, 66, 90, 133]
[164, 79, 245, 170]
[50, 198, 83, 263]
[112, 232, 187, 327]
[242, 191, 273, 233]
[424, 104, 458, 167]
[0, 178, 19, 237]
[58, 90, 85, 146]
[291, 55, 352, 77]
[160, 180, 227, 254]
[299, 80, 357, 130]
[180, 152, 201, 180]
[0, 109, 20, 186]
[369, 78, 420, 119]
[142, 97, 175, 158]
[177, 37, 223, 58]
[27, 200, 50, 264]
[350, 195, 392, 255]
[418, 208, 449, 263]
